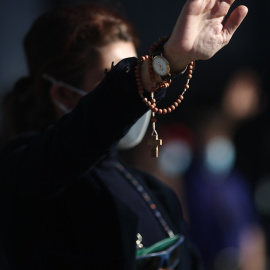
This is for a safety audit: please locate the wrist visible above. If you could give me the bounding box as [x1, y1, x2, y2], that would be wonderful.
[141, 58, 163, 93]
[163, 40, 191, 74]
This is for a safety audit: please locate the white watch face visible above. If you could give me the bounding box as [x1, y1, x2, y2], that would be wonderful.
[152, 56, 170, 76]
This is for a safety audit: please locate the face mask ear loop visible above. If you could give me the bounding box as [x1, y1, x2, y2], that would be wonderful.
[52, 99, 72, 114]
[42, 74, 87, 96]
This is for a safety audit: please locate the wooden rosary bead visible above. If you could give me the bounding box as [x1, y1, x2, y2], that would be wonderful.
[136, 58, 194, 114]
[135, 49, 195, 158]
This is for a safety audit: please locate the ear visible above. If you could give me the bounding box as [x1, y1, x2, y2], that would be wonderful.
[49, 85, 81, 110]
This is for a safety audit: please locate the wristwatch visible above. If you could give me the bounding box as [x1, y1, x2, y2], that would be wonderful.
[152, 55, 171, 81]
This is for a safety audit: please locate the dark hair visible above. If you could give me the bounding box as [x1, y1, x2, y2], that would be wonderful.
[2, 2, 139, 141]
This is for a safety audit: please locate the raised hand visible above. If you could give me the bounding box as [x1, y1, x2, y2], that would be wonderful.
[164, 0, 248, 70]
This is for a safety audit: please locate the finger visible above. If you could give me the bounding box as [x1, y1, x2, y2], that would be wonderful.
[211, 1, 234, 19]
[221, 0, 235, 5]
[223, 5, 248, 36]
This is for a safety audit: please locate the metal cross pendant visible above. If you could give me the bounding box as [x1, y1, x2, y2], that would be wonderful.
[147, 134, 162, 158]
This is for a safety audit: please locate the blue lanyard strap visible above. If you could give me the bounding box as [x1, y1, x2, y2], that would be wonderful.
[114, 161, 174, 238]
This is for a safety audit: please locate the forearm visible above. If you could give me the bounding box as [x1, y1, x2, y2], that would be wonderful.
[3, 58, 154, 202]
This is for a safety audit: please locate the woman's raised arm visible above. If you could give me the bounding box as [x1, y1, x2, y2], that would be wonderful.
[141, 0, 248, 91]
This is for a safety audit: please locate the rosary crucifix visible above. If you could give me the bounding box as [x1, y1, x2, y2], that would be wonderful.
[147, 105, 163, 158]
[148, 134, 162, 158]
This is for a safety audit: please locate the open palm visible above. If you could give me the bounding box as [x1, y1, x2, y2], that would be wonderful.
[166, 0, 248, 65]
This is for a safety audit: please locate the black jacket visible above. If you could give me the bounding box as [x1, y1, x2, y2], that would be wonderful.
[0, 58, 202, 269]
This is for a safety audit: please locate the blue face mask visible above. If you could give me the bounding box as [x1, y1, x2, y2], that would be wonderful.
[204, 136, 236, 175]
[43, 73, 151, 149]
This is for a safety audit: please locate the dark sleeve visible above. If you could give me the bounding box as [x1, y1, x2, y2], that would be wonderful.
[0, 57, 160, 202]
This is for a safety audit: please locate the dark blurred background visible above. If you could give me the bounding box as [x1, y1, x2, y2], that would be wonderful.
[0, 0, 269, 269]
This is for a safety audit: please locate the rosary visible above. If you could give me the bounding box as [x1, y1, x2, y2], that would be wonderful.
[135, 37, 194, 158]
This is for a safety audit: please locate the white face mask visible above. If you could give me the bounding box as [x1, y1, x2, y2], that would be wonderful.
[43, 74, 88, 114]
[117, 110, 151, 150]
[43, 74, 151, 150]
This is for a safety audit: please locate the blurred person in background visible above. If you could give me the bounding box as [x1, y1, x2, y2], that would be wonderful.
[0, 0, 248, 269]
[184, 68, 266, 270]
